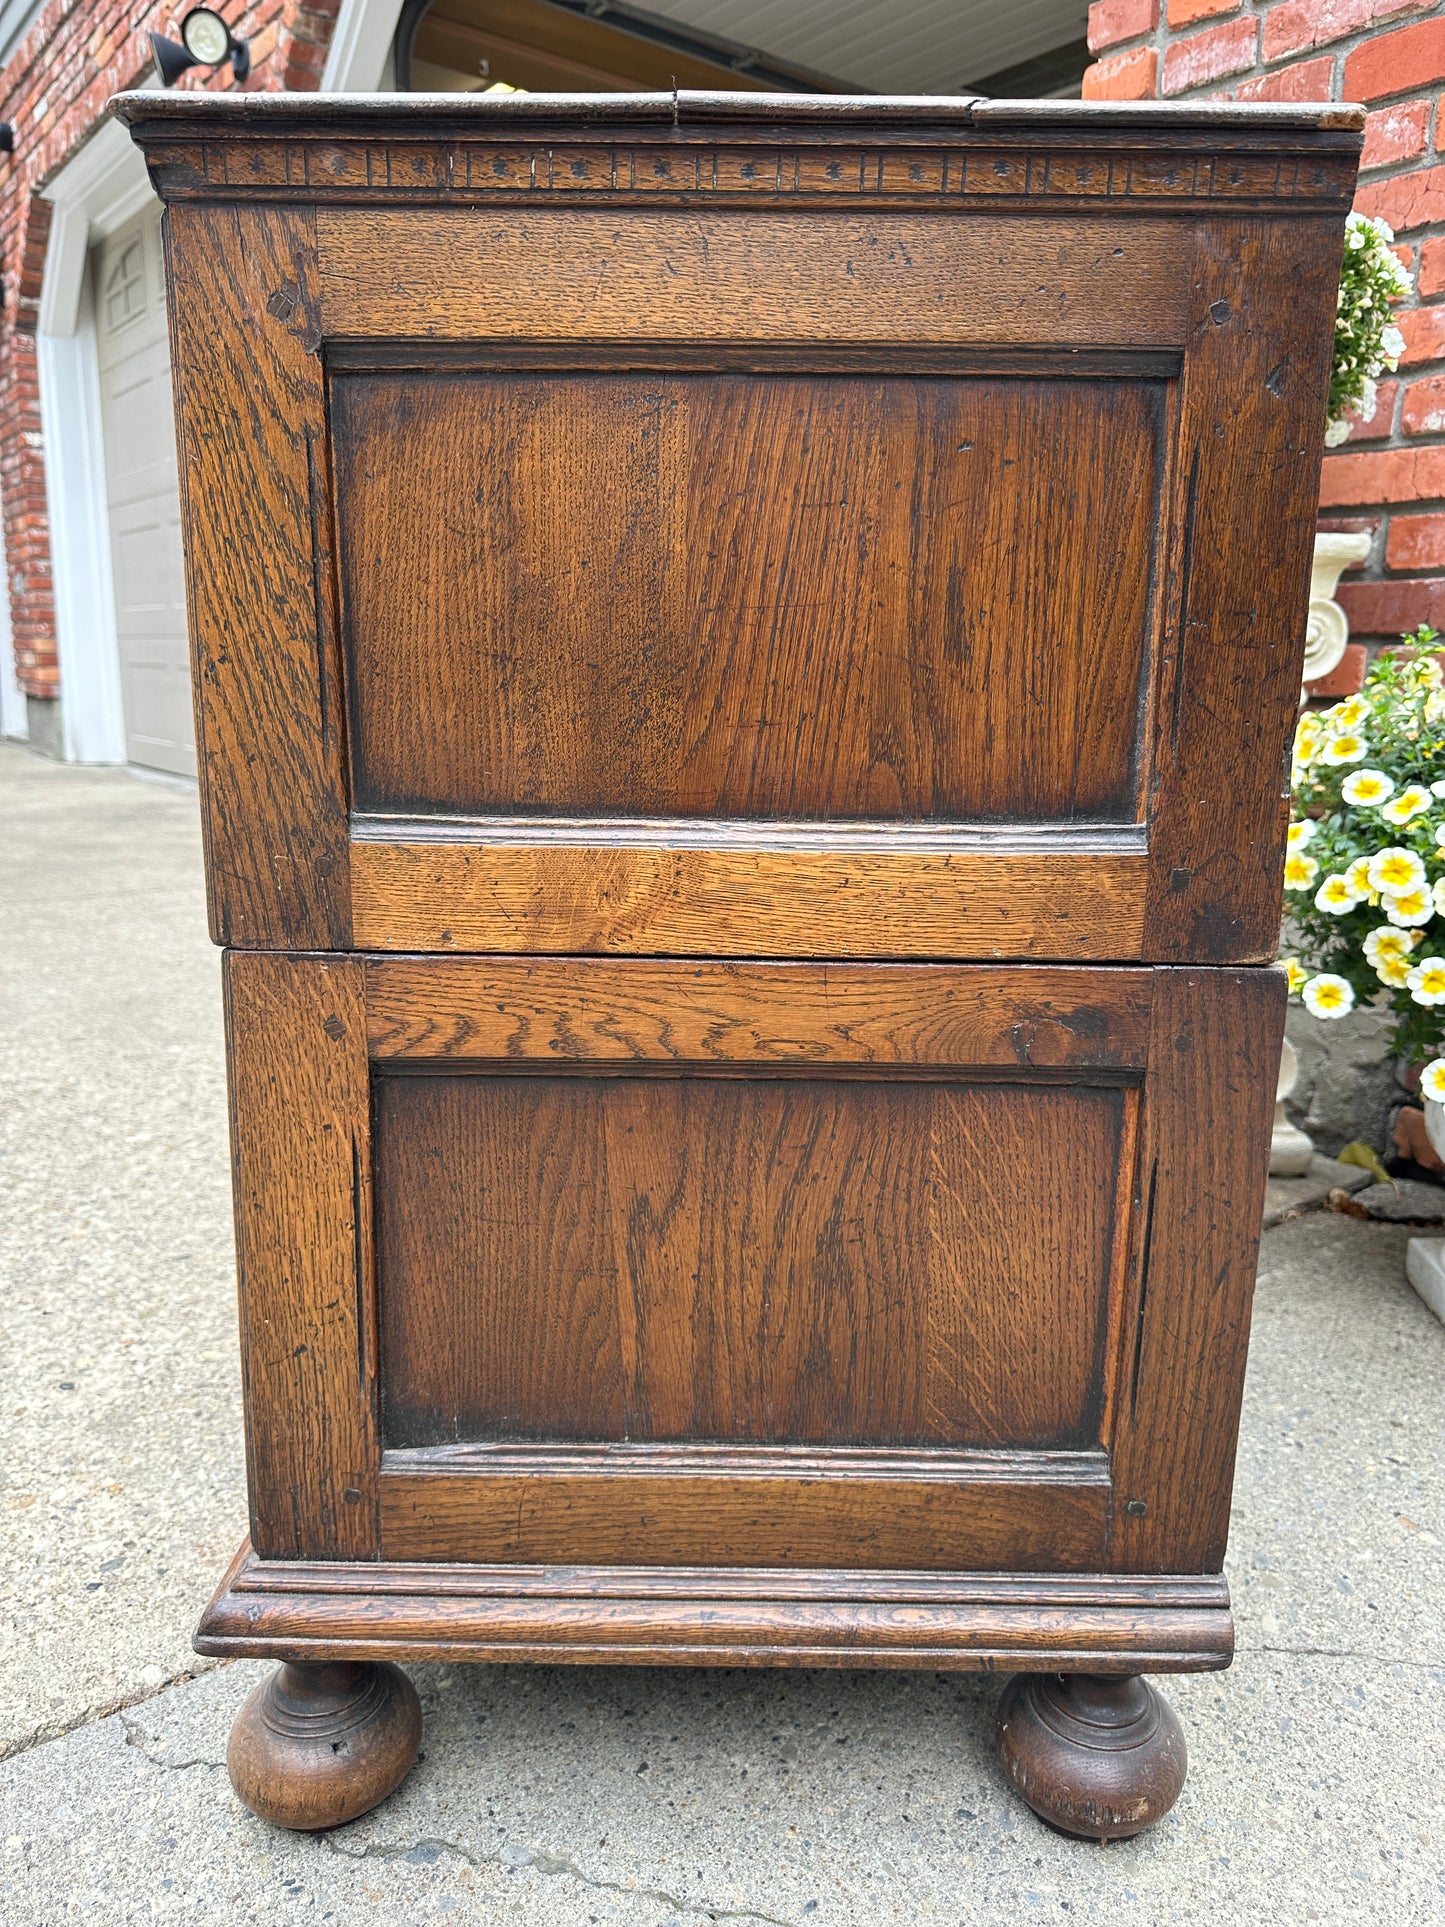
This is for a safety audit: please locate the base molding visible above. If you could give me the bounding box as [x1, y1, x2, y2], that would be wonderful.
[196, 1542, 1232, 1673]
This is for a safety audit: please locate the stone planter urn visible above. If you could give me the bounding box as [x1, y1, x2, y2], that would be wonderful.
[1303, 531, 1372, 689]
[1270, 1035, 1314, 1176]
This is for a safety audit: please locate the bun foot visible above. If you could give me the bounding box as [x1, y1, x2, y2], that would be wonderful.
[996, 1672, 1187, 1842]
[227, 1661, 422, 1831]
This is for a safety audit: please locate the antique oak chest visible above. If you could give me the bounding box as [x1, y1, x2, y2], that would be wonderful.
[119, 89, 1360, 1839]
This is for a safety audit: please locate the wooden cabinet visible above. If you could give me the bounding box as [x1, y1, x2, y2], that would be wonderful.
[120, 88, 1360, 1839]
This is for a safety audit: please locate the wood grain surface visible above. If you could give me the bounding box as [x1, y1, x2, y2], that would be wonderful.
[1141, 218, 1342, 960]
[348, 840, 1149, 957]
[334, 371, 1161, 824]
[316, 209, 1191, 344]
[1108, 966, 1284, 1572]
[224, 954, 379, 1558]
[377, 1463, 1111, 1569]
[373, 1071, 1129, 1451]
[166, 205, 350, 949]
[194, 1540, 1235, 1669]
[362, 958, 1154, 1067]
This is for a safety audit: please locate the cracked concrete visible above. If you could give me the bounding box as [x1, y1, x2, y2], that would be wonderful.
[2, 745, 1444, 1924]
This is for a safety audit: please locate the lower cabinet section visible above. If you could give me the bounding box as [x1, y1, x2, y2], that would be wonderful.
[222, 953, 1281, 1589]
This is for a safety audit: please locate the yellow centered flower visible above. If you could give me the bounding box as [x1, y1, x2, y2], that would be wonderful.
[1368, 848, 1427, 897]
[1321, 731, 1368, 765]
[1407, 957, 1445, 1006]
[1314, 873, 1360, 913]
[1283, 853, 1319, 890]
[1301, 973, 1355, 1019]
[1376, 956, 1413, 989]
[1341, 768, 1394, 807]
[1420, 1059, 1445, 1103]
[1287, 819, 1318, 848]
[1364, 925, 1418, 967]
[1386, 887, 1435, 928]
[1381, 785, 1433, 826]
[1293, 717, 1323, 767]
[1284, 958, 1308, 995]
[1435, 878, 1445, 914]
[1344, 856, 1375, 898]
[1333, 695, 1370, 728]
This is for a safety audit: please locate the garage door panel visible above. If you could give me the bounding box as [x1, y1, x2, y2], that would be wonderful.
[96, 206, 193, 779]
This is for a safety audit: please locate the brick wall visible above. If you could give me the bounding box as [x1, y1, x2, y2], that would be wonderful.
[1084, 0, 1445, 656]
[0, 2, 341, 707]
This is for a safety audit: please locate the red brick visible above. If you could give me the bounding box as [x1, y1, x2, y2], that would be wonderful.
[1263, 0, 1370, 63]
[1319, 443, 1445, 504]
[1388, 512, 1445, 567]
[1355, 162, 1445, 231]
[1399, 302, 1445, 365]
[1403, 373, 1445, 433]
[1342, 378, 1400, 438]
[1419, 237, 1445, 297]
[1167, 0, 1239, 24]
[1338, 577, 1445, 636]
[1162, 15, 1259, 92]
[1238, 56, 1334, 101]
[1083, 46, 1160, 96]
[1362, 97, 1431, 169]
[1344, 18, 1445, 102]
[1305, 642, 1368, 696]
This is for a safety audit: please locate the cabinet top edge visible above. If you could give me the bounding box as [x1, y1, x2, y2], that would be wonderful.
[109, 88, 1365, 145]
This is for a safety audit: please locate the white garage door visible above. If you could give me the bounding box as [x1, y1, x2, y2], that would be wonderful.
[94, 206, 193, 778]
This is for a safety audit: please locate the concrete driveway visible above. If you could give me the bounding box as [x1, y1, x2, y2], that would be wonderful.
[1, 742, 1441, 1924]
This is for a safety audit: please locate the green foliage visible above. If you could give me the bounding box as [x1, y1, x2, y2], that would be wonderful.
[1285, 632, 1445, 1089]
[1324, 212, 1409, 447]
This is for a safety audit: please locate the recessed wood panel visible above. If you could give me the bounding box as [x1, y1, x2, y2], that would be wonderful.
[374, 1070, 1129, 1452]
[334, 371, 1163, 824]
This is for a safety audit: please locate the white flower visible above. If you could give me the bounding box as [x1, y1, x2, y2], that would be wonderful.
[1344, 856, 1377, 902]
[1314, 872, 1360, 913]
[1293, 715, 1324, 768]
[1368, 848, 1428, 897]
[1420, 1059, 1445, 1103]
[1408, 957, 1445, 1006]
[1430, 780, 1445, 799]
[1324, 417, 1351, 447]
[1321, 731, 1368, 765]
[1386, 887, 1435, 928]
[1381, 785, 1433, 826]
[1302, 973, 1355, 1019]
[1287, 818, 1318, 847]
[1377, 955, 1413, 988]
[1364, 925, 1420, 967]
[1381, 324, 1406, 364]
[1342, 768, 1394, 807]
[1284, 958, 1308, 996]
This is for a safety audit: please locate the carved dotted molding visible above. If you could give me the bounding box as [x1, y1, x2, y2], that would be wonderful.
[156, 140, 1355, 206]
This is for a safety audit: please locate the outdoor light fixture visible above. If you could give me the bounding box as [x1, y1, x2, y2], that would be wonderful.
[150, 9, 251, 86]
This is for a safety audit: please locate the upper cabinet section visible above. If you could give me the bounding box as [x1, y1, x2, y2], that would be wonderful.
[120, 94, 1362, 962]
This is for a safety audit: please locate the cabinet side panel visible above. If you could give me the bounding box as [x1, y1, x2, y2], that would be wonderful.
[1143, 215, 1344, 961]
[1109, 966, 1284, 1572]
[226, 953, 378, 1557]
[165, 204, 350, 949]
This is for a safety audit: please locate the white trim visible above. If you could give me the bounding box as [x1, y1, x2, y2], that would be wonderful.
[0, 480, 24, 739]
[38, 315, 124, 762]
[321, 0, 406, 90]
[35, 111, 159, 761]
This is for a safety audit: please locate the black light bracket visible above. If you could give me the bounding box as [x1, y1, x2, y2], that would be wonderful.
[151, 9, 251, 88]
